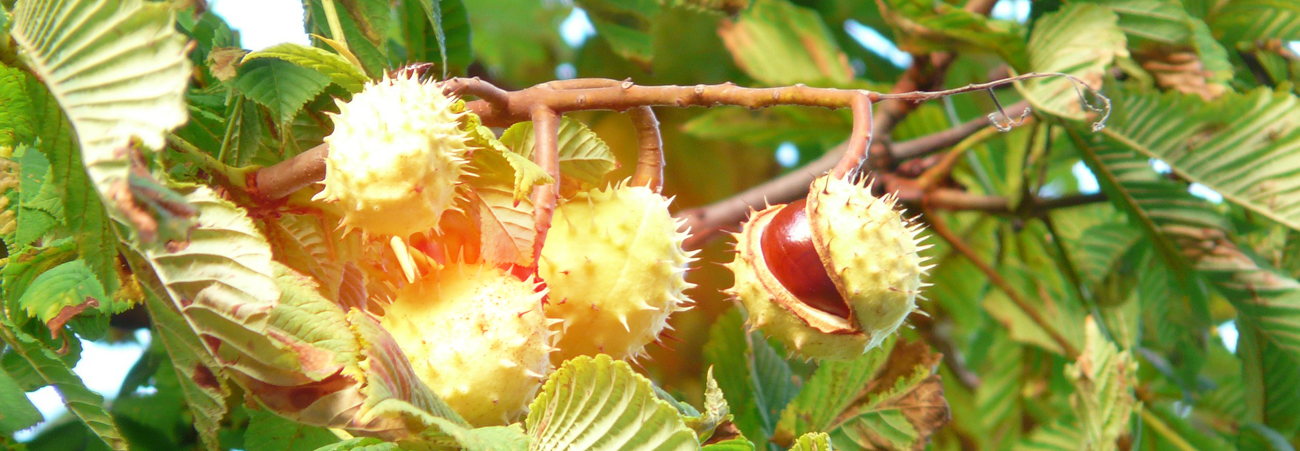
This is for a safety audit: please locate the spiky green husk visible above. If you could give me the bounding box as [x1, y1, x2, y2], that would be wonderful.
[540, 182, 696, 361]
[727, 175, 925, 360]
[380, 263, 554, 426]
[315, 73, 468, 237]
[808, 175, 924, 348]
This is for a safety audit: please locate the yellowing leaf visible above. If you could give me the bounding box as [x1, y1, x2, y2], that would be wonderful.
[10, 0, 191, 219]
[1066, 317, 1138, 451]
[1018, 4, 1127, 120]
[527, 355, 698, 451]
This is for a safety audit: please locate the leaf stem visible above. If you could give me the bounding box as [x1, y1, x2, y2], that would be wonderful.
[530, 106, 560, 268]
[217, 95, 244, 164]
[922, 206, 1081, 358]
[1138, 406, 1197, 451]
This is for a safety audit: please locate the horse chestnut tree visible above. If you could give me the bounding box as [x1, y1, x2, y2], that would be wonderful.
[1, 0, 1296, 450]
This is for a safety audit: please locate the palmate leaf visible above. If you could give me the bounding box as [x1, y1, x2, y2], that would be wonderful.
[703, 308, 797, 451]
[0, 316, 127, 450]
[972, 329, 1023, 450]
[1098, 87, 1300, 232]
[526, 355, 698, 451]
[9, 0, 191, 219]
[314, 437, 399, 451]
[1066, 121, 1300, 437]
[243, 43, 370, 94]
[134, 185, 306, 385]
[1017, 4, 1127, 121]
[423, 417, 529, 451]
[717, 0, 854, 87]
[1078, 0, 1232, 92]
[774, 338, 949, 451]
[499, 118, 618, 188]
[1066, 318, 1137, 451]
[233, 59, 333, 125]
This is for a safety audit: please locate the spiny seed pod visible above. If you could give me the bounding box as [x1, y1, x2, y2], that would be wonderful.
[726, 174, 929, 360]
[315, 72, 469, 237]
[539, 181, 697, 362]
[380, 263, 556, 426]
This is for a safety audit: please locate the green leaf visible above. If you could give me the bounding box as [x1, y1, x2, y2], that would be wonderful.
[0, 66, 119, 299]
[16, 260, 125, 334]
[1068, 115, 1300, 391]
[702, 438, 756, 451]
[499, 118, 618, 188]
[233, 59, 333, 125]
[0, 316, 127, 450]
[1017, 4, 1127, 120]
[466, 125, 554, 202]
[717, 0, 855, 87]
[245, 408, 340, 451]
[702, 308, 797, 451]
[1098, 87, 1300, 232]
[263, 213, 354, 302]
[787, 432, 834, 451]
[425, 417, 530, 451]
[775, 339, 949, 451]
[242, 43, 370, 93]
[879, 0, 1027, 68]
[13, 145, 59, 250]
[304, 0, 389, 76]
[1138, 404, 1232, 450]
[140, 287, 230, 451]
[0, 366, 43, 434]
[576, 0, 660, 68]
[972, 329, 1023, 449]
[413, 0, 449, 77]
[133, 185, 301, 385]
[313, 437, 399, 451]
[1237, 422, 1297, 451]
[526, 355, 698, 451]
[1208, 0, 1300, 45]
[683, 368, 731, 443]
[1066, 318, 1137, 451]
[10, 0, 191, 222]
[397, 0, 474, 76]
[1239, 315, 1300, 437]
[1010, 417, 1082, 451]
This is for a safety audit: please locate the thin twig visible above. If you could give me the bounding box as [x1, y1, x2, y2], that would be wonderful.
[530, 106, 560, 266]
[628, 106, 665, 192]
[923, 205, 1081, 358]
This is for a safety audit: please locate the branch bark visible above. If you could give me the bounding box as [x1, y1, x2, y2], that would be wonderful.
[628, 106, 665, 192]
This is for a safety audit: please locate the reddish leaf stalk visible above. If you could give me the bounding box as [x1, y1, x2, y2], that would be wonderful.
[530, 106, 560, 267]
[830, 93, 874, 179]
